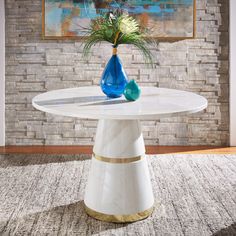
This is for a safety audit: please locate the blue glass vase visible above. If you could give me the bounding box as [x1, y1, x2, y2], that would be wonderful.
[100, 49, 128, 98]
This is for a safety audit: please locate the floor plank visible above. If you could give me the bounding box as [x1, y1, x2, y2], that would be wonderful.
[0, 145, 235, 154]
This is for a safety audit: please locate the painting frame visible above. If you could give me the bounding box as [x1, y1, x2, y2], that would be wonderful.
[42, 0, 196, 41]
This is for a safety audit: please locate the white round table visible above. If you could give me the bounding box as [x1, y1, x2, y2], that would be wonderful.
[32, 86, 207, 223]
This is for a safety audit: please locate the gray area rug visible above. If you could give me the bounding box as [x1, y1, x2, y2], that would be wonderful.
[0, 154, 235, 236]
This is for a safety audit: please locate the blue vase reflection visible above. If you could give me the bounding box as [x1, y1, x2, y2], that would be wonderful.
[100, 54, 128, 98]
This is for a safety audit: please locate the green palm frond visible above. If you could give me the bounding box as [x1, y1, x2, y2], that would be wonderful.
[82, 11, 157, 65]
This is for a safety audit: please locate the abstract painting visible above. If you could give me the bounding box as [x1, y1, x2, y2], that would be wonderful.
[42, 0, 196, 39]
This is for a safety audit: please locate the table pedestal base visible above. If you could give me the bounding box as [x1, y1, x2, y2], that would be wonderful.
[84, 119, 154, 223]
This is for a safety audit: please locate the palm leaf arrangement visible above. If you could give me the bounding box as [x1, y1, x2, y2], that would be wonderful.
[82, 10, 156, 99]
[82, 10, 154, 64]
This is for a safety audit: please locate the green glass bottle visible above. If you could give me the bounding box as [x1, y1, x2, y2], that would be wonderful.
[123, 80, 141, 101]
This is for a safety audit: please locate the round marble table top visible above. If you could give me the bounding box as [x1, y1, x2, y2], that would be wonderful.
[32, 86, 207, 120]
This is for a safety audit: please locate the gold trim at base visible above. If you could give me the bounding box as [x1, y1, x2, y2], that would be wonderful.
[84, 204, 154, 223]
[93, 153, 142, 164]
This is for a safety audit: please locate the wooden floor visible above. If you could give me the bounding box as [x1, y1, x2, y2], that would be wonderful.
[0, 145, 236, 154]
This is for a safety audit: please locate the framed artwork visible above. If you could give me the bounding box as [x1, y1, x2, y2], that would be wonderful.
[42, 0, 196, 40]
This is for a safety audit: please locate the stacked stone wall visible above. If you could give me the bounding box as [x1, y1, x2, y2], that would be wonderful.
[5, 0, 229, 145]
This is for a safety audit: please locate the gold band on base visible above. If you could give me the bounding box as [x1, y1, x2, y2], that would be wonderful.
[93, 153, 142, 164]
[84, 203, 154, 223]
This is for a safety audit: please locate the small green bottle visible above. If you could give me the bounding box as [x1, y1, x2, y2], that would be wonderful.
[123, 80, 141, 101]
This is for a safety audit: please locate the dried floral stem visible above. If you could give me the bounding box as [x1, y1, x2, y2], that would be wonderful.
[113, 31, 120, 47]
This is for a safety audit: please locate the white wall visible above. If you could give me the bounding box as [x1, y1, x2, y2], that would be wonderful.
[0, 0, 5, 146]
[230, 0, 236, 146]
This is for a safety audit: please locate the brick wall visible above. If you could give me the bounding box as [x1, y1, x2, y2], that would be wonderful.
[5, 0, 229, 145]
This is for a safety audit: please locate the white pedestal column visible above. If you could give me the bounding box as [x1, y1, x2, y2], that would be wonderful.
[84, 119, 154, 223]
